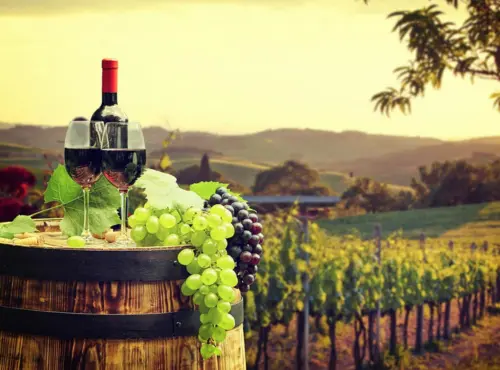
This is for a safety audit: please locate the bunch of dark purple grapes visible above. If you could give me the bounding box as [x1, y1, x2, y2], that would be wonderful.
[203, 187, 264, 293]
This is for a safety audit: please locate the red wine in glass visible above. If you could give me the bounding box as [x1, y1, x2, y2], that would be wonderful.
[101, 149, 146, 192]
[64, 148, 102, 188]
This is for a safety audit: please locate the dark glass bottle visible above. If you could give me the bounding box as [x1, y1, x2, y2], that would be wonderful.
[90, 59, 128, 148]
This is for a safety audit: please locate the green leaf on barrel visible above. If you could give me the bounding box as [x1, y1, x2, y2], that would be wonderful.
[44, 165, 121, 236]
[0, 215, 36, 239]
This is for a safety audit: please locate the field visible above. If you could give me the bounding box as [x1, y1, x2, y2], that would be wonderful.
[319, 202, 500, 239]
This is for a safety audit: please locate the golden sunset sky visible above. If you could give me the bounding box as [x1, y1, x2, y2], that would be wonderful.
[0, 0, 498, 139]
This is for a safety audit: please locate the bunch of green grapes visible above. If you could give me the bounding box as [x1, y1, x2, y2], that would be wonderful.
[129, 203, 238, 360]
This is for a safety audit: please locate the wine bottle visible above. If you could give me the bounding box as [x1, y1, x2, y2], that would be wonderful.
[90, 59, 128, 148]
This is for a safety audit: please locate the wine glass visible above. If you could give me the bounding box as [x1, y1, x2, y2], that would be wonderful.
[101, 122, 147, 246]
[64, 120, 103, 244]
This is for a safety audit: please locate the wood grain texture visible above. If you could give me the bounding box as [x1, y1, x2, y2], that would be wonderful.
[0, 228, 246, 370]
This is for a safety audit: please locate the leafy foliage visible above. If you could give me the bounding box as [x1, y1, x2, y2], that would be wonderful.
[134, 169, 205, 211]
[0, 215, 36, 239]
[44, 165, 121, 236]
[370, 0, 500, 114]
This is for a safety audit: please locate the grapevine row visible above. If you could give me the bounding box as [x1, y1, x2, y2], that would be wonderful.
[243, 209, 500, 370]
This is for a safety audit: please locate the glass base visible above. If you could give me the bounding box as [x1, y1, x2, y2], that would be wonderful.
[82, 234, 104, 246]
[109, 237, 136, 248]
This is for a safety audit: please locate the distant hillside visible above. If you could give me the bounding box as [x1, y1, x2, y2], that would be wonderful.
[0, 124, 442, 166]
[331, 142, 500, 185]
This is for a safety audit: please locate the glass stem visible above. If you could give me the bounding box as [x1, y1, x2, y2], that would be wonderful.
[118, 190, 128, 241]
[82, 187, 91, 239]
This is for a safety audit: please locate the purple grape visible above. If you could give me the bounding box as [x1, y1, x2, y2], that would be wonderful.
[248, 213, 259, 222]
[234, 223, 244, 234]
[209, 194, 222, 205]
[250, 253, 261, 265]
[224, 205, 235, 215]
[242, 230, 252, 241]
[243, 274, 255, 285]
[237, 209, 249, 221]
[249, 235, 259, 247]
[253, 244, 263, 255]
[239, 283, 250, 292]
[229, 246, 242, 259]
[242, 244, 253, 253]
[247, 265, 258, 274]
[240, 251, 252, 263]
[242, 219, 253, 230]
[251, 222, 263, 234]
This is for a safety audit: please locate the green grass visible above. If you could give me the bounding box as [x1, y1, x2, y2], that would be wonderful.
[319, 202, 500, 239]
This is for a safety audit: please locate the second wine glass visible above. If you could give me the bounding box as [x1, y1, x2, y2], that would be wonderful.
[101, 122, 147, 246]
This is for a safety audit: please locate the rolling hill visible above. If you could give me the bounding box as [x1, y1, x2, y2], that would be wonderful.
[2, 122, 500, 188]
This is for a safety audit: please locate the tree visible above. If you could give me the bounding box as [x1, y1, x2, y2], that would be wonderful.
[252, 160, 333, 196]
[197, 153, 212, 182]
[368, 0, 500, 115]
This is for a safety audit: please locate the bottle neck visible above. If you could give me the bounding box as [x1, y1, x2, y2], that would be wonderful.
[102, 66, 118, 105]
[102, 92, 118, 105]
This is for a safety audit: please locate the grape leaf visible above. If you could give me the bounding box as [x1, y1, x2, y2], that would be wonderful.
[134, 169, 204, 211]
[0, 215, 36, 239]
[190, 181, 228, 200]
[44, 165, 121, 236]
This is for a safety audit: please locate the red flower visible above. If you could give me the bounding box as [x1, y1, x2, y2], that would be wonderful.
[0, 197, 23, 222]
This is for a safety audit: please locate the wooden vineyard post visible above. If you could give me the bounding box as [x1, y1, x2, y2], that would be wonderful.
[415, 232, 426, 353]
[296, 215, 310, 370]
[443, 241, 453, 340]
[374, 224, 382, 365]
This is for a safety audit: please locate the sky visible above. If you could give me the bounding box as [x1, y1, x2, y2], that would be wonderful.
[0, 0, 498, 140]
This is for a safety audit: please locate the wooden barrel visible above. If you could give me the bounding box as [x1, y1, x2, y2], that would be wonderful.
[0, 222, 246, 370]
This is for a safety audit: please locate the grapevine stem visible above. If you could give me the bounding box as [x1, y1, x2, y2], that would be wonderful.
[29, 203, 64, 218]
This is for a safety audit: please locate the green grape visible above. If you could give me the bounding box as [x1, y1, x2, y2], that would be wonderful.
[213, 326, 226, 342]
[156, 226, 169, 240]
[193, 291, 204, 305]
[204, 292, 219, 308]
[179, 223, 192, 235]
[193, 215, 208, 231]
[198, 323, 213, 341]
[209, 285, 219, 294]
[184, 207, 201, 222]
[206, 214, 222, 228]
[197, 254, 212, 268]
[67, 236, 85, 247]
[210, 204, 226, 217]
[215, 239, 227, 251]
[178, 248, 195, 266]
[127, 214, 138, 228]
[217, 255, 235, 269]
[191, 230, 207, 247]
[146, 215, 160, 234]
[181, 282, 196, 296]
[217, 285, 235, 302]
[223, 223, 235, 238]
[219, 313, 235, 331]
[217, 301, 232, 313]
[201, 268, 218, 285]
[220, 209, 233, 223]
[159, 213, 177, 229]
[200, 343, 217, 360]
[131, 225, 147, 242]
[142, 233, 159, 246]
[210, 226, 227, 241]
[187, 258, 202, 274]
[210, 254, 219, 263]
[185, 274, 203, 290]
[198, 300, 210, 314]
[208, 307, 223, 324]
[219, 269, 238, 287]
[202, 239, 217, 255]
[199, 285, 210, 295]
[134, 207, 151, 223]
[172, 210, 182, 223]
[163, 234, 180, 246]
[200, 313, 211, 324]
[144, 201, 151, 209]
